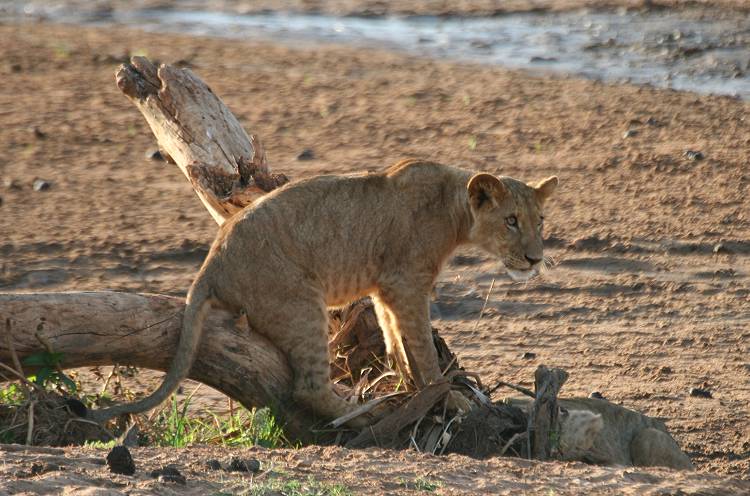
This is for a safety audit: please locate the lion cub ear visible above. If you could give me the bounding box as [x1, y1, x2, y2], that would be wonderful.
[533, 176, 558, 204]
[467, 173, 504, 210]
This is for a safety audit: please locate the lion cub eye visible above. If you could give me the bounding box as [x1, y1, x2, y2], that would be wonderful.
[506, 216, 518, 228]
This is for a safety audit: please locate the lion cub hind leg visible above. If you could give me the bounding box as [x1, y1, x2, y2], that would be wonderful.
[630, 427, 695, 470]
[257, 296, 365, 427]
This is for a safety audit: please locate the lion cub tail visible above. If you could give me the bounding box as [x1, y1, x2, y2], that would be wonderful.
[89, 276, 213, 423]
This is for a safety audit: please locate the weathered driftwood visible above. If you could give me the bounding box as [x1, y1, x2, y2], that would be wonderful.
[0, 291, 332, 439]
[115, 56, 288, 224]
[528, 365, 569, 460]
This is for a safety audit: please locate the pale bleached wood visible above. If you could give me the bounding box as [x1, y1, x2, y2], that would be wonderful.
[115, 56, 288, 224]
[0, 291, 327, 440]
[529, 365, 569, 460]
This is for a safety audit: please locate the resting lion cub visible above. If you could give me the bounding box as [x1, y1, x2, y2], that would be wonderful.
[93, 159, 557, 425]
[513, 397, 694, 470]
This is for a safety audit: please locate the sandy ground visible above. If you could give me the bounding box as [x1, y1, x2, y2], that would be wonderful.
[0, 10, 749, 495]
[2, 444, 749, 495]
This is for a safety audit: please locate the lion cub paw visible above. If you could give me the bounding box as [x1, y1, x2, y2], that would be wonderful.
[446, 390, 474, 414]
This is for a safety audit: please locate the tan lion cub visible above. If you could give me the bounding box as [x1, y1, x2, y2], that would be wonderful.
[92, 159, 557, 425]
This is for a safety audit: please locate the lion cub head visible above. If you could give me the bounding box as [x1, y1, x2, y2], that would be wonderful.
[466, 173, 558, 281]
[558, 408, 604, 461]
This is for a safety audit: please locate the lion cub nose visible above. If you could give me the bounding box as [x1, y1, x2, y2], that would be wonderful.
[525, 255, 542, 266]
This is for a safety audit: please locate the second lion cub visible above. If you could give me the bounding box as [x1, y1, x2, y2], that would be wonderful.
[93, 159, 558, 425]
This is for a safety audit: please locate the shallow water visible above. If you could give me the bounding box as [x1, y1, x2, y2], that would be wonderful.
[10, 3, 750, 99]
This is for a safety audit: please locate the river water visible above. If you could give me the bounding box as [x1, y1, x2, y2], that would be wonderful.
[9, 3, 750, 99]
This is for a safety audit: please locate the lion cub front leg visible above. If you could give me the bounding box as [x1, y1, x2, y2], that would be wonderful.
[376, 287, 473, 413]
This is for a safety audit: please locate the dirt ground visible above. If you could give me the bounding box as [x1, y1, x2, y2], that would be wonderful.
[0, 5, 749, 494]
[2, 443, 749, 495]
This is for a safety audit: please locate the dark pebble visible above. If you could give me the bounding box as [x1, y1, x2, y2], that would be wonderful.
[145, 149, 165, 161]
[106, 445, 136, 476]
[689, 387, 712, 399]
[205, 459, 222, 471]
[33, 463, 61, 475]
[530, 56, 557, 63]
[32, 179, 51, 192]
[31, 126, 46, 139]
[158, 473, 186, 484]
[11, 63, 22, 73]
[520, 351, 536, 360]
[683, 150, 704, 161]
[228, 457, 261, 473]
[622, 129, 639, 139]
[151, 465, 186, 484]
[296, 149, 315, 161]
[588, 391, 605, 400]
[64, 398, 88, 417]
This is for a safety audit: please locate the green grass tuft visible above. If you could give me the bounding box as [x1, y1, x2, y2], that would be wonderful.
[248, 475, 353, 496]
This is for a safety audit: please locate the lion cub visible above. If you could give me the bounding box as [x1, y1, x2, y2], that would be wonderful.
[92, 159, 557, 425]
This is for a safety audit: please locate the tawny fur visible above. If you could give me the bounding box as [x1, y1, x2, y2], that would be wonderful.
[91, 160, 557, 425]
[512, 397, 695, 470]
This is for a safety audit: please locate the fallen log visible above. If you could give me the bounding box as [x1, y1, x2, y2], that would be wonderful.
[0, 291, 330, 440]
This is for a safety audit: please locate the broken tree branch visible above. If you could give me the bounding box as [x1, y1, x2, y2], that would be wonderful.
[115, 56, 288, 224]
[0, 291, 324, 441]
[529, 365, 569, 460]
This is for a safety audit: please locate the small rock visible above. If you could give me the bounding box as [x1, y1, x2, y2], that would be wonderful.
[106, 446, 135, 476]
[588, 391, 605, 400]
[622, 129, 639, 139]
[296, 149, 315, 161]
[530, 56, 558, 63]
[151, 466, 186, 484]
[31, 126, 46, 139]
[683, 150, 704, 161]
[10, 63, 22, 73]
[29, 463, 60, 476]
[228, 457, 261, 473]
[689, 387, 712, 399]
[205, 459, 222, 471]
[32, 179, 51, 192]
[145, 149, 165, 161]
[158, 473, 186, 484]
[645, 116, 660, 126]
[470, 40, 493, 50]
[520, 351, 536, 360]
